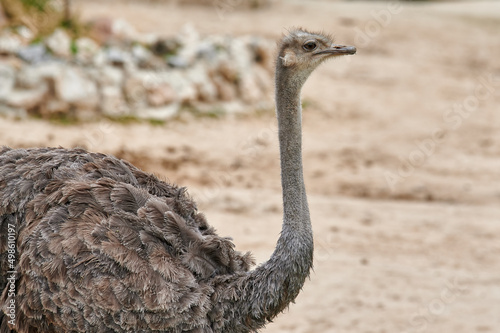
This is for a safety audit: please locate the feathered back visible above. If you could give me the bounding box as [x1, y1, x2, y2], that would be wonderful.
[0, 147, 254, 332]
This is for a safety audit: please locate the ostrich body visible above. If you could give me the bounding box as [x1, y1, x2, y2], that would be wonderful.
[0, 29, 355, 332]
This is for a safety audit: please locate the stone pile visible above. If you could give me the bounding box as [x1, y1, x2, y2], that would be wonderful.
[0, 21, 275, 120]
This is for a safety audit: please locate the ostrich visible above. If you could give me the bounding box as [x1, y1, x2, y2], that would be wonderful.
[0, 29, 356, 332]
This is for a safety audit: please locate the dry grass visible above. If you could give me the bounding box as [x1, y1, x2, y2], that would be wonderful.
[0, 0, 62, 35]
[0, 0, 85, 37]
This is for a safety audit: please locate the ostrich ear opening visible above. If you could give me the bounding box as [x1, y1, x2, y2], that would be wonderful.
[280, 51, 297, 67]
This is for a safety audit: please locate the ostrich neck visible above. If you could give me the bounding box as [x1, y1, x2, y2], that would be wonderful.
[216, 64, 314, 331]
[275, 68, 311, 229]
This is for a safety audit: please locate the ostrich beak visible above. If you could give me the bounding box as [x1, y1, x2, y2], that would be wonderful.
[314, 44, 357, 56]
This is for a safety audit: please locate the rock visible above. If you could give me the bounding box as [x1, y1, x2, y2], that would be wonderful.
[0, 63, 49, 110]
[4, 85, 49, 109]
[134, 33, 158, 46]
[75, 37, 100, 64]
[142, 70, 195, 104]
[0, 32, 23, 55]
[74, 108, 100, 121]
[197, 39, 218, 62]
[138, 104, 180, 121]
[147, 82, 177, 107]
[17, 65, 44, 89]
[55, 67, 99, 109]
[0, 24, 275, 120]
[252, 65, 273, 98]
[89, 66, 129, 116]
[221, 101, 246, 114]
[217, 55, 239, 83]
[162, 71, 196, 103]
[40, 99, 69, 117]
[105, 46, 133, 68]
[230, 37, 253, 75]
[224, 37, 267, 103]
[212, 75, 237, 101]
[0, 105, 27, 119]
[132, 44, 150, 62]
[167, 56, 189, 68]
[238, 73, 262, 103]
[111, 19, 138, 41]
[29, 62, 64, 81]
[45, 28, 71, 58]
[91, 49, 107, 67]
[124, 73, 148, 108]
[186, 64, 217, 102]
[131, 44, 162, 69]
[88, 17, 113, 44]
[173, 24, 200, 67]
[151, 38, 181, 56]
[142, 71, 179, 106]
[126, 69, 198, 107]
[98, 66, 124, 86]
[16, 26, 34, 42]
[101, 85, 129, 117]
[17, 44, 52, 64]
[249, 37, 274, 70]
[0, 63, 15, 99]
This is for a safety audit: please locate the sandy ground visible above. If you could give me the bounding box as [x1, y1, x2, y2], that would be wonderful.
[2, 1, 500, 332]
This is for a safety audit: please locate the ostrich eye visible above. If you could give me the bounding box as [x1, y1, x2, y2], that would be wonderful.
[302, 41, 317, 52]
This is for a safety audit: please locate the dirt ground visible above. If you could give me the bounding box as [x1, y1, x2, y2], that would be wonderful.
[2, 1, 500, 332]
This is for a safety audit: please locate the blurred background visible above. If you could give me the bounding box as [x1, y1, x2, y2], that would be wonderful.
[1, 0, 499, 332]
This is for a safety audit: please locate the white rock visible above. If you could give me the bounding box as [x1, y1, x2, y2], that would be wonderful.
[17, 65, 45, 89]
[0, 105, 27, 119]
[0, 32, 22, 54]
[216, 55, 239, 82]
[16, 26, 35, 42]
[41, 99, 69, 116]
[141, 70, 196, 104]
[89, 66, 129, 116]
[147, 82, 177, 107]
[239, 73, 262, 103]
[17, 44, 51, 64]
[212, 75, 237, 101]
[132, 44, 160, 69]
[101, 85, 129, 116]
[111, 19, 138, 41]
[99, 66, 124, 87]
[105, 46, 135, 71]
[174, 24, 201, 67]
[138, 104, 180, 121]
[162, 71, 196, 103]
[56, 67, 98, 109]
[132, 44, 150, 62]
[124, 73, 148, 108]
[230, 37, 253, 73]
[0, 63, 15, 99]
[92, 49, 107, 67]
[5, 85, 48, 109]
[221, 101, 246, 114]
[134, 33, 158, 46]
[75, 37, 100, 64]
[46, 28, 71, 58]
[186, 64, 217, 102]
[29, 62, 64, 80]
[227, 37, 266, 103]
[252, 65, 273, 99]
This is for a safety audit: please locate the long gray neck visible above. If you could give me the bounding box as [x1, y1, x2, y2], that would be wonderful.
[275, 66, 311, 229]
[215, 61, 314, 331]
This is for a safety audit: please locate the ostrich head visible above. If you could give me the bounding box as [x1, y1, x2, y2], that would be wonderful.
[277, 28, 356, 81]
